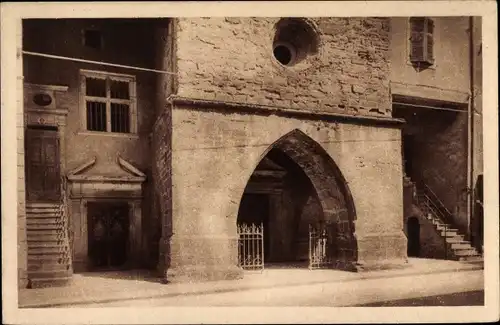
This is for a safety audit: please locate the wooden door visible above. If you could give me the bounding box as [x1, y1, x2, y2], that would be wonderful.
[25, 127, 61, 202]
[87, 202, 130, 270]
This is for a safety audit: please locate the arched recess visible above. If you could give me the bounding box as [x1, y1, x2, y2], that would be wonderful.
[236, 129, 358, 270]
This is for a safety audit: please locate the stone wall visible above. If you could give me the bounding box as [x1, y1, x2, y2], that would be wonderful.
[412, 111, 469, 234]
[174, 17, 392, 117]
[403, 205, 447, 259]
[23, 20, 157, 176]
[166, 105, 406, 278]
[152, 20, 175, 274]
[151, 110, 172, 274]
[390, 16, 476, 236]
[390, 17, 471, 101]
[471, 16, 483, 248]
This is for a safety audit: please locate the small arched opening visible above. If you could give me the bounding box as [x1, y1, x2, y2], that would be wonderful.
[407, 217, 421, 257]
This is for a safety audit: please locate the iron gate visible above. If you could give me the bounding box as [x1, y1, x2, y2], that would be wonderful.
[308, 222, 335, 269]
[237, 223, 264, 271]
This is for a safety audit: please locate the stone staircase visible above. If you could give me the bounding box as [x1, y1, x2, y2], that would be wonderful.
[415, 184, 483, 265]
[26, 201, 73, 288]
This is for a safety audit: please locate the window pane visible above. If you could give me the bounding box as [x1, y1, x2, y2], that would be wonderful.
[426, 19, 434, 35]
[410, 17, 425, 33]
[86, 78, 107, 97]
[86, 101, 107, 131]
[110, 80, 130, 99]
[427, 35, 434, 61]
[111, 103, 130, 133]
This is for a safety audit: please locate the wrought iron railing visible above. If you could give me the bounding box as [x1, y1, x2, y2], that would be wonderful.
[417, 182, 454, 225]
[416, 182, 454, 259]
[237, 223, 264, 271]
[56, 176, 73, 272]
[308, 223, 334, 270]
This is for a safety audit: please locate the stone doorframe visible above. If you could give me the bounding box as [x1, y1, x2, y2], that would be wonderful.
[241, 168, 286, 263]
[67, 156, 146, 272]
[23, 83, 69, 178]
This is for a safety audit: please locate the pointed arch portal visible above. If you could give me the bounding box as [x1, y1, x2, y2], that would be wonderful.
[236, 129, 358, 271]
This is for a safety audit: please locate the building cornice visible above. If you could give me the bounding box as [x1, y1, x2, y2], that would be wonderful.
[166, 96, 405, 127]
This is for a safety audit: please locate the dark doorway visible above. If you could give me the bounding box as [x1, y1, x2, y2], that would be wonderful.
[407, 217, 421, 257]
[87, 202, 130, 270]
[403, 135, 416, 178]
[25, 126, 61, 202]
[237, 193, 271, 261]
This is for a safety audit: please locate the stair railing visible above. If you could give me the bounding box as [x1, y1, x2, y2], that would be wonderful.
[57, 176, 73, 273]
[443, 222, 448, 259]
[417, 182, 454, 226]
[416, 182, 455, 260]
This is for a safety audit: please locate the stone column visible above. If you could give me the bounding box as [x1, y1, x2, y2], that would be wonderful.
[71, 199, 88, 272]
[128, 200, 143, 267]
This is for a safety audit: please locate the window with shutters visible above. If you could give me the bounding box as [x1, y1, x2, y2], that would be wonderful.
[80, 70, 137, 135]
[409, 17, 435, 67]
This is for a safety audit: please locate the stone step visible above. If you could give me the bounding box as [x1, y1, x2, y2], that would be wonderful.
[429, 219, 445, 225]
[445, 237, 467, 243]
[458, 255, 484, 263]
[26, 223, 61, 230]
[435, 224, 457, 231]
[26, 202, 60, 208]
[28, 242, 63, 248]
[436, 228, 456, 234]
[29, 276, 72, 289]
[27, 219, 59, 226]
[453, 249, 480, 257]
[28, 262, 70, 272]
[26, 210, 57, 215]
[26, 208, 60, 214]
[27, 229, 63, 236]
[449, 242, 473, 249]
[28, 255, 65, 263]
[28, 269, 72, 279]
[28, 246, 65, 255]
[27, 234, 63, 242]
[442, 233, 463, 240]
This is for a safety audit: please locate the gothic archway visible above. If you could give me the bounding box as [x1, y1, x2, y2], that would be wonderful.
[236, 129, 357, 271]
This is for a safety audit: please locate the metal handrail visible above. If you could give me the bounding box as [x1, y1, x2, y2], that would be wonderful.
[420, 183, 454, 219]
[58, 176, 73, 272]
[422, 194, 447, 221]
[415, 182, 452, 259]
[417, 185, 453, 226]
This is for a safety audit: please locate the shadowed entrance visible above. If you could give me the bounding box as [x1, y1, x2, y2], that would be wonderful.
[236, 129, 358, 271]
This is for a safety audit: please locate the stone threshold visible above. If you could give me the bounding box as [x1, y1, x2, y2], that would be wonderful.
[19, 260, 483, 308]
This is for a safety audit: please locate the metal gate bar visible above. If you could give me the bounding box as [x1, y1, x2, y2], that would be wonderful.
[309, 223, 334, 270]
[237, 223, 264, 271]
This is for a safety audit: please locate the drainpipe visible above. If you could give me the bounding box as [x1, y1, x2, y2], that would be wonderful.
[467, 17, 475, 242]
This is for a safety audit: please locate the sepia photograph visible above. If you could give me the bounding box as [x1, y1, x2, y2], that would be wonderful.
[1, 1, 498, 324]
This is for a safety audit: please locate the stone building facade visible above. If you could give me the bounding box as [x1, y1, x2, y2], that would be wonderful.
[390, 17, 483, 259]
[17, 17, 482, 288]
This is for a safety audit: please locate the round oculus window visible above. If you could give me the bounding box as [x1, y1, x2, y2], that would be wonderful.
[273, 43, 296, 66]
[33, 93, 52, 107]
[272, 18, 320, 68]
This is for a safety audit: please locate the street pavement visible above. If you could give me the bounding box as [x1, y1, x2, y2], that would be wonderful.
[78, 269, 483, 307]
[356, 290, 484, 306]
[18, 258, 484, 308]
